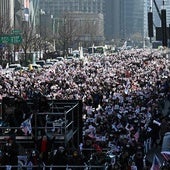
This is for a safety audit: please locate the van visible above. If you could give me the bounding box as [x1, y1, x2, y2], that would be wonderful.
[35, 60, 46, 67]
[9, 63, 21, 69]
[8, 64, 21, 72]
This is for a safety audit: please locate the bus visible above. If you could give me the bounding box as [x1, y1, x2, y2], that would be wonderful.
[88, 46, 106, 54]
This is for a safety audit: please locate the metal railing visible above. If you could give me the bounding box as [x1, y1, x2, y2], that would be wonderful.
[0, 164, 107, 170]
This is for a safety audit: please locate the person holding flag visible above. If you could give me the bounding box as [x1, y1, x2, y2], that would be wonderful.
[150, 154, 161, 170]
[20, 114, 33, 135]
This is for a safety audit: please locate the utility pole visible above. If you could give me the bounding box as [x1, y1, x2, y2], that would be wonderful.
[51, 15, 56, 51]
[13, 5, 16, 64]
[63, 16, 66, 58]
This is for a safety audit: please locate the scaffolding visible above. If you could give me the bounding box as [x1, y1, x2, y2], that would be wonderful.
[0, 98, 83, 149]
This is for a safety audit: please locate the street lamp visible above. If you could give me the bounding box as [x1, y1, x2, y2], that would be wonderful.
[38, 9, 46, 59]
[51, 15, 56, 51]
[39, 9, 46, 37]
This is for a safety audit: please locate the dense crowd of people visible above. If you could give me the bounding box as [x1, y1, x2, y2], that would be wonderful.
[0, 48, 170, 169]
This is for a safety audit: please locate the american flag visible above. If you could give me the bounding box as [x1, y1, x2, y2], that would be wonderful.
[150, 155, 161, 170]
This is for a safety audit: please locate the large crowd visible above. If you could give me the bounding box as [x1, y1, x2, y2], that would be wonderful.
[0, 48, 170, 169]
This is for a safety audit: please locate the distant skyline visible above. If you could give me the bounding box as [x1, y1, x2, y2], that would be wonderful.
[39, 0, 147, 42]
[39, 0, 104, 17]
[1, 0, 170, 44]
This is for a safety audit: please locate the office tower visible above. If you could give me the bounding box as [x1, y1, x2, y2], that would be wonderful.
[164, 0, 170, 25]
[104, 0, 117, 41]
[0, 0, 14, 31]
[122, 0, 145, 40]
[39, 0, 105, 47]
[105, 0, 146, 44]
[39, 0, 104, 17]
[0, 0, 39, 35]
[29, 0, 40, 32]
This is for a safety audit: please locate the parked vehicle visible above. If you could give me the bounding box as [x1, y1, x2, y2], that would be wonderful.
[28, 64, 42, 71]
[6, 63, 22, 72]
[35, 60, 46, 67]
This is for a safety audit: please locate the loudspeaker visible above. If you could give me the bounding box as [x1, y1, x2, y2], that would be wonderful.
[148, 12, 153, 37]
[161, 9, 167, 47]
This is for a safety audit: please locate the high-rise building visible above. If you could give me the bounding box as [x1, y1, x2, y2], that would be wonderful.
[29, 0, 40, 32]
[105, 0, 147, 44]
[0, 0, 14, 32]
[19, 0, 40, 32]
[39, 0, 104, 17]
[144, 0, 151, 40]
[39, 0, 105, 46]
[122, 0, 145, 40]
[0, 0, 40, 33]
[104, 0, 116, 40]
[164, 0, 170, 25]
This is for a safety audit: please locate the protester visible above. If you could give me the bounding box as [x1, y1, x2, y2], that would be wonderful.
[0, 48, 170, 169]
[1, 135, 18, 170]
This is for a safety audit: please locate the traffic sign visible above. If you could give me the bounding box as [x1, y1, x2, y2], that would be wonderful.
[0, 34, 22, 44]
[12, 29, 21, 34]
[10, 35, 22, 44]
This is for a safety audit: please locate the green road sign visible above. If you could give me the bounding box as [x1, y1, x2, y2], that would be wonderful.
[0, 34, 22, 44]
[12, 29, 21, 34]
[10, 34, 22, 44]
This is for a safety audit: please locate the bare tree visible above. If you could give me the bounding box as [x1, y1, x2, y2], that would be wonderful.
[20, 22, 37, 64]
[0, 14, 12, 35]
[55, 12, 105, 53]
[0, 13, 13, 66]
[56, 12, 81, 57]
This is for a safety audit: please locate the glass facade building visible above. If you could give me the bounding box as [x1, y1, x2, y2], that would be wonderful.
[0, 0, 40, 33]
[39, 0, 104, 17]
[121, 0, 145, 40]
[0, 0, 14, 32]
[1, 0, 169, 45]
[164, 0, 170, 25]
[105, 0, 148, 42]
[29, 0, 40, 32]
[39, 0, 105, 45]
